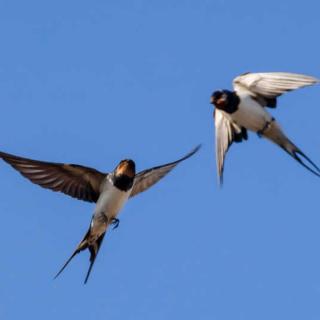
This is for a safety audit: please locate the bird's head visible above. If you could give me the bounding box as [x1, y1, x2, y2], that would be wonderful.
[115, 159, 136, 178]
[210, 90, 231, 109]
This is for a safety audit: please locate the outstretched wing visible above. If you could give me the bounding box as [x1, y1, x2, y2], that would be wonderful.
[130, 145, 201, 198]
[0, 151, 106, 202]
[233, 72, 319, 107]
[215, 109, 247, 185]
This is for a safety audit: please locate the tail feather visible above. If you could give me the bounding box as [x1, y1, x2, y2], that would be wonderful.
[288, 149, 320, 177]
[262, 121, 320, 177]
[54, 248, 82, 280]
[54, 228, 90, 280]
[84, 232, 106, 284]
[54, 227, 106, 284]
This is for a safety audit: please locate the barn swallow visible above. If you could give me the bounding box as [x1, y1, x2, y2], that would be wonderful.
[0, 145, 200, 283]
[210, 72, 320, 184]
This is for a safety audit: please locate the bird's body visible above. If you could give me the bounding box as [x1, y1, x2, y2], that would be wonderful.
[89, 175, 133, 240]
[210, 72, 320, 184]
[54, 161, 136, 283]
[231, 91, 273, 132]
[0, 145, 200, 283]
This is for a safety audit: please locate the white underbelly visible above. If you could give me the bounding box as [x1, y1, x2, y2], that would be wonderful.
[95, 183, 131, 219]
[232, 95, 272, 132]
[89, 178, 131, 236]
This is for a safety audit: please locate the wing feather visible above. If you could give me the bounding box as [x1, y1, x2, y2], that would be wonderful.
[130, 145, 201, 197]
[233, 72, 319, 100]
[215, 110, 247, 185]
[0, 151, 106, 202]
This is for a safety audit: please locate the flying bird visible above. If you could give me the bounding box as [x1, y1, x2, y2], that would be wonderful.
[210, 72, 320, 184]
[0, 145, 200, 283]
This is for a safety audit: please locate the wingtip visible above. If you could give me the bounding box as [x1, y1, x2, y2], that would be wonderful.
[192, 144, 202, 154]
[285, 72, 320, 85]
[306, 74, 320, 84]
[181, 144, 202, 160]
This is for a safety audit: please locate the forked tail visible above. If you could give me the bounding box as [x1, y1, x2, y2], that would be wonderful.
[54, 228, 106, 284]
[262, 121, 320, 177]
[285, 148, 320, 177]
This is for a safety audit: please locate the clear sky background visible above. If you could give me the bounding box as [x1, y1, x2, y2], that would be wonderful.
[0, 1, 320, 319]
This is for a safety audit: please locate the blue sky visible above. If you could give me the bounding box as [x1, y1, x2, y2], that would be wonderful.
[0, 0, 320, 319]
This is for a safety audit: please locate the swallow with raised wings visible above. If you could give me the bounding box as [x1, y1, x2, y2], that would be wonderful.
[210, 72, 320, 184]
[0, 145, 200, 283]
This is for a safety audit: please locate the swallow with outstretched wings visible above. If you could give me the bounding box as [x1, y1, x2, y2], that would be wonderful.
[0, 145, 200, 283]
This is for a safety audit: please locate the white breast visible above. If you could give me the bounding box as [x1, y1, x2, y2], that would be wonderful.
[231, 92, 273, 132]
[95, 177, 131, 219]
[87, 177, 132, 238]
